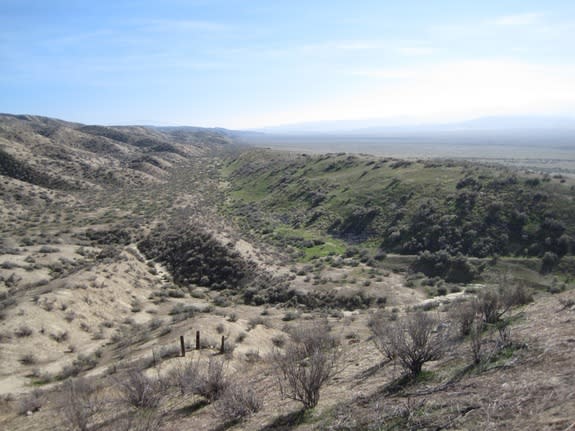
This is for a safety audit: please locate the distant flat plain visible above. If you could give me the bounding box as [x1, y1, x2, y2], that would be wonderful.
[240, 129, 575, 174]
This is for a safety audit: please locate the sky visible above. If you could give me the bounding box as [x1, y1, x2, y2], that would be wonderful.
[1, 0, 575, 129]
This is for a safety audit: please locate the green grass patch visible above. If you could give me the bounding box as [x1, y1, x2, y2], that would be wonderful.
[273, 226, 346, 261]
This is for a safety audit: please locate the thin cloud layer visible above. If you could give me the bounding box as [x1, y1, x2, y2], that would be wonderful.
[0, 1, 573, 127]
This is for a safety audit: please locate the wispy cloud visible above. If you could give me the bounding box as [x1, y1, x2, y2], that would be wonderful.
[138, 18, 229, 33]
[491, 12, 544, 26]
[300, 40, 383, 53]
[255, 39, 435, 60]
[394, 44, 435, 57]
[348, 67, 419, 79]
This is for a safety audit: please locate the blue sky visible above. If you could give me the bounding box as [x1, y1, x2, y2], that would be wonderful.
[1, 0, 575, 128]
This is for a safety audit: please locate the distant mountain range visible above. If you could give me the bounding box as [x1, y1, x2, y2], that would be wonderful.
[255, 115, 575, 135]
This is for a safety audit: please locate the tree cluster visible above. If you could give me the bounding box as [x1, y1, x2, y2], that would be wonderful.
[139, 223, 256, 290]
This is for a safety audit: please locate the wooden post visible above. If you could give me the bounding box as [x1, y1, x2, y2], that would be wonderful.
[180, 335, 185, 357]
[220, 335, 225, 354]
[196, 330, 200, 350]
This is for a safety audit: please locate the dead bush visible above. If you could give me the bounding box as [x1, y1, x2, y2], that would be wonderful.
[501, 283, 533, 308]
[168, 359, 200, 396]
[215, 384, 262, 423]
[476, 275, 533, 324]
[107, 409, 164, 431]
[449, 300, 478, 337]
[117, 370, 163, 409]
[14, 325, 33, 337]
[559, 297, 575, 310]
[62, 378, 102, 431]
[50, 330, 69, 343]
[18, 389, 43, 415]
[469, 318, 485, 364]
[370, 311, 445, 378]
[271, 334, 286, 348]
[194, 358, 228, 403]
[476, 289, 506, 324]
[19, 353, 37, 365]
[273, 321, 341, 409]
[244, 350, 261, 363]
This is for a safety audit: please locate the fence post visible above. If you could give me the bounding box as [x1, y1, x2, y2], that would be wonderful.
[220, 335, 225, 354]
[180, 335, 185, 357]
[196, 330, 200, 350]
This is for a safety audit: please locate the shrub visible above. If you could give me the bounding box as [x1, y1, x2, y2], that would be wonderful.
[18, 390, 42, 415]
[167, 289, 185, 298]
[159, 344, 181, 360]
[50, 331, 69, 343]
[282, 311, 299, 321]
[273, 322, 341, 409]
[222, 339, 236, 356]
[469, 318, 485, 364]
[559, 297, 575, 310]
[475, 283, 530, 325]
[62, 378, 102, 431]
[19, 353, 36, 365]
[369, 311, 446, 378]
[244, 350, 261, 363]
[541, 252, 559, 274]
[15, 325, 33, 337]
[213, 295, 230, 307]
[215, 384, 262, 423]
[503, 283, 533, 307]
[247, 317, 265, 330]
[169, 303, 197, 317]
[216, 323, 225, 334]
[169, 359, 201, 396]
[117, 370, 163, 409]
[271, 335, 286, 348]
[449, 300, 477, 337]
[39, 245, 60, 253]
[106, 408, 164, 431]
[148, 318, 162, 331]
[194, 358, 229, 403]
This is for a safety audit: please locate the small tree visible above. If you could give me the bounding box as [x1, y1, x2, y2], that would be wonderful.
[370, 311, 445, 378]
[273, 322, 340, 410]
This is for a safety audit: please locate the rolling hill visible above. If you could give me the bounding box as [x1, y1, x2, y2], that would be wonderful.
[0, 114, 574, 431]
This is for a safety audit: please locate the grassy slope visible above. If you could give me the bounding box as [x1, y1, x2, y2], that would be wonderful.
[224, 149, 575, 262]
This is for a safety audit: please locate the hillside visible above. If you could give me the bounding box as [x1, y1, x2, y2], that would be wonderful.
[224, 149, 575, 267]
[0, 115, 574, 431]
[0, 114, 245, 394]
